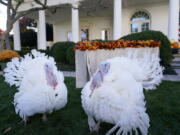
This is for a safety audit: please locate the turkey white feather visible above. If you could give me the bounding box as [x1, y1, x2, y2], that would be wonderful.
[4, 50, 67, 122]
[81, 57, 160, 135]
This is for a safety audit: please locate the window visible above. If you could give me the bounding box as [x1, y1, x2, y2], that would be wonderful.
[101, 30, 108, 40]
[130, 11, 150, 33]
[81, 29, 89, 41]
[67, 29, 89, 41]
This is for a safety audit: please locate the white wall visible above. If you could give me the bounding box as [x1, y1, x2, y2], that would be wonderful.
[122, 2, 169, 36]
[53, 1, 169, 42]
[53, 17, 113, 42]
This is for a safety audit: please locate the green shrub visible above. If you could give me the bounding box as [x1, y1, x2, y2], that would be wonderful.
[66, 46, 75, 65]
[121, 30, 173, 68]
[17, 48, 50, 57]
[50, 42, 75, 63]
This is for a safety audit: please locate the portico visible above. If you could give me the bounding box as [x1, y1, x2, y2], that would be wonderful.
[13, 0, 180, 50]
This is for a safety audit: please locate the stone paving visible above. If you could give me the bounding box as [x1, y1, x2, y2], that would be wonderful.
[163, 69, 180, 81]
[1, 70, 180, 81]
[62, 71, 76, 77]
[63, 70, 180, 81]
[0, 71, 76, 77]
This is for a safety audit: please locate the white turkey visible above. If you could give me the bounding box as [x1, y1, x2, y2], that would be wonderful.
[81, 56, 163, 135]
[4, 50, 68, 122]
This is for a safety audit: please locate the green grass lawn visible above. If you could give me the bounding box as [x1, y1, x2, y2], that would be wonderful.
[0, 76, 179, 135]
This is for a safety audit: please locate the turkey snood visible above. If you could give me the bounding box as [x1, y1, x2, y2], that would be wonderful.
[44, 63, 58, 89]
[90, 63, 110, 96]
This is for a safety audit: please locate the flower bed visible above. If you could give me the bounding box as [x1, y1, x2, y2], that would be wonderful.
[75, 40, 161, 50]
[0, 50, 20, 61]
[170, 40, 179, 54]
[170, 40, 179, 48]
[0, 50, 20, 71]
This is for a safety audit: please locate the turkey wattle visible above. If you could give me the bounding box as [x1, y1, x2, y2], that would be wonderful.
[81, 57, 163, 135]
[4, 50, 68, 122]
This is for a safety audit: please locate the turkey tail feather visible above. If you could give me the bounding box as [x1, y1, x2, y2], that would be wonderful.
[3, 50, 56, 87]
[4, 57, 24, 87]
[126, 49, 164, 90]
[137, 53, 164, 90]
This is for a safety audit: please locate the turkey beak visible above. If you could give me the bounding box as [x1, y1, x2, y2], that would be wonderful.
[99, 63, 110, 76]
[90, 63, 110, 97]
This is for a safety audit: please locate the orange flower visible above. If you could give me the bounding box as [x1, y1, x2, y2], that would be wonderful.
[171, 42, 179, 48]
[75, 40, 161, 51]
[0, 50, 20, 61]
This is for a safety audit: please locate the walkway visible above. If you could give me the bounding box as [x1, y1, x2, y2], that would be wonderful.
[163, 69, 180, 81]
[0, 70, 179, 81]
[0, 71, 76, 77]
[65, 71, 180, 81]
[62, 71, 76, 77]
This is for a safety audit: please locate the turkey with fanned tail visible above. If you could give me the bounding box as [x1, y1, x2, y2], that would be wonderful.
[81, 57, 163, 135]
[4, 50, 67, 123]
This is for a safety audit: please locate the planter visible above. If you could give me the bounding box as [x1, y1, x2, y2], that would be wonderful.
[75, 47, 160, 88]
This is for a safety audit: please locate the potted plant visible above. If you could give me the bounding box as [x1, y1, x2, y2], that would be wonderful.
[75, 40, 161, 88]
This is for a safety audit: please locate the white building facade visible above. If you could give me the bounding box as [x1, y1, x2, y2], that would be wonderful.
[13, 0, 180, 50]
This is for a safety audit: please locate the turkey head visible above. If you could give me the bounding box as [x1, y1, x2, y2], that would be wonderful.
[44, 63, 58, 90]
[90, 62, 110, 91]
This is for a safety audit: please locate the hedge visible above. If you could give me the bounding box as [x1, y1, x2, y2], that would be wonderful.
[66, 46, 75, 65]
[50, 42, 75, 64]
[121, 30, 173, 68]
[17, 48, 50, 57]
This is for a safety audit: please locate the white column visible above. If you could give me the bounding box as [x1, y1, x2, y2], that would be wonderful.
[168, 0, 179, 41]
[13, 20, 21, 51]
[72, 3, 80, 42]
[38, 10, 47, 50]
[113, 0, 122, 40]
[37, 21, 40, 48]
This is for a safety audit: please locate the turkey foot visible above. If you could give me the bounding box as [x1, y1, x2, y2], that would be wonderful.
[88, 116, 101, 132]
[42, 113, 48, 122]
[20, 117, 29, 126]
[105, 124, 119, 135]
[94, 121, 101, 132]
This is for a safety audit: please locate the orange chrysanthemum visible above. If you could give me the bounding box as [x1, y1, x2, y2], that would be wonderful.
[75, 40, 161, 51]
[0, 50, 20, 61]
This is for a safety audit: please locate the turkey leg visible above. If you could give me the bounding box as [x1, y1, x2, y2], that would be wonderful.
[88, 116, 101, 132]
[42, 113, 48, 121]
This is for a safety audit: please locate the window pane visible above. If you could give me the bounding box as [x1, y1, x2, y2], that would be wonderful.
[131, 23, 138, 33]
[141, 22, 149, 32]
[81, 29, 89, 41]
[131, 11, 150, 22]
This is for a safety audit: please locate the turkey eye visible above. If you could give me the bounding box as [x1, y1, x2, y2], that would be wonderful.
[55, 94, 58, 97]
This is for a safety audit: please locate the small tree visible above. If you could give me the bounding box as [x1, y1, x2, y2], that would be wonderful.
[20, 16, 37, 32]
[0, 0, 48, 50]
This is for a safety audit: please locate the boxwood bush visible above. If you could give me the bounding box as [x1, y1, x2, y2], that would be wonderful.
[17, 48, 50, 57]
[66, 46, 75, 65]
[121, 30, 173, 68]
[50, 42, 75, 63]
